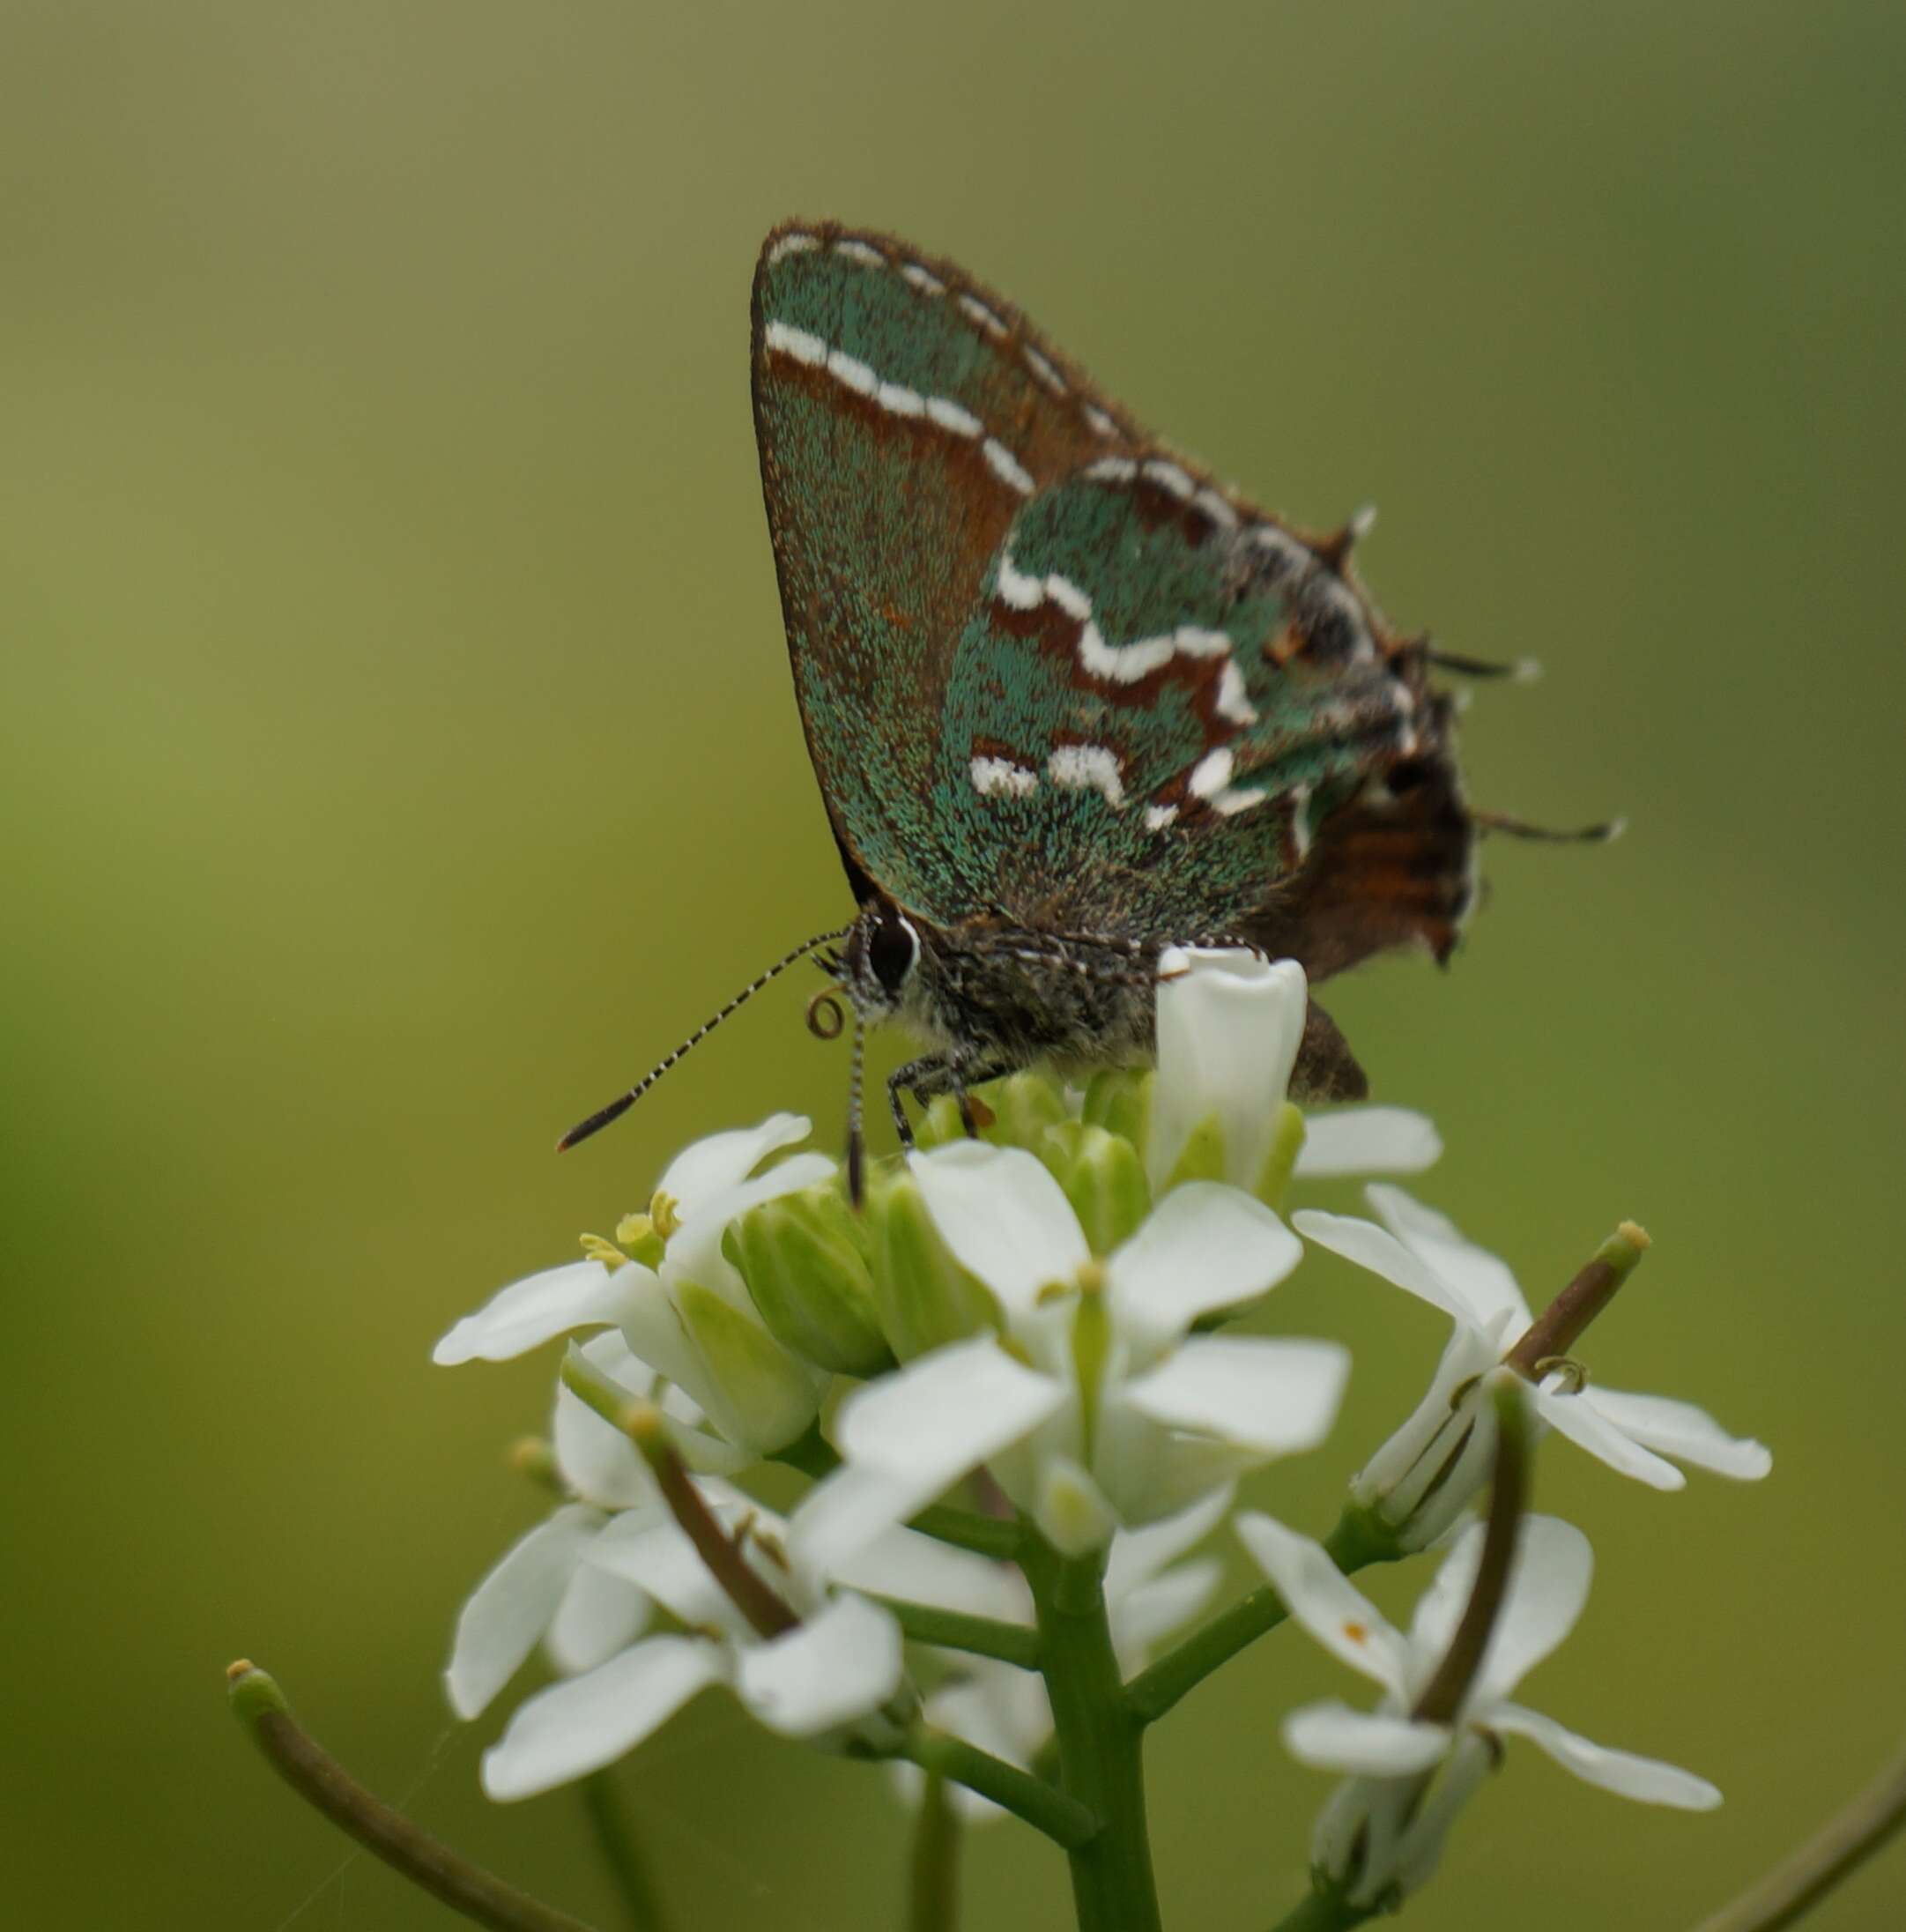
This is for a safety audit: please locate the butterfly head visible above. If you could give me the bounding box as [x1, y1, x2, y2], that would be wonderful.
[840, 895, 924, 1023]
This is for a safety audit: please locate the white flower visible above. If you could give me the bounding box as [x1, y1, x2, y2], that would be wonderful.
[444, 1333, 666, 1721]
[1148, 949, 1441, 1199]
[891, 1488, 1234, 1822]
[1241, 1512, 1720, 1906]
[479, 1488, 914, 1800]
[1296, 1186, 1770, 1548]
[796, 1142, 1346, 1564]
[434, 1113, 834, 1456]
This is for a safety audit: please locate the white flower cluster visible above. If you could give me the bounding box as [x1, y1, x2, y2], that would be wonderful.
[434, 949, 1769, 1909]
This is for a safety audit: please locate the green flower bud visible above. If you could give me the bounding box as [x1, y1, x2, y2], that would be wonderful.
[1158, 1109, 1227, 1191]
[726, 1186, 893, 1378]
[1251, 1102, 1308, 1210]
[862, 1163, 999, 1358]
[916, 1070, 1069, 1152]
[1081, 1067, 1152, 1146]
[670, 1276, 822, 1455]
[1043, 1123, 1151, 1255]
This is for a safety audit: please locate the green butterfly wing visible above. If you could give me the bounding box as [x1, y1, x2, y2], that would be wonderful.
[751, 221, 1138, 923]
[939, 460, 1439, 944]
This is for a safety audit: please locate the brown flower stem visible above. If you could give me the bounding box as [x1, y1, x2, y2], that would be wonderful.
[1412, 1379, 1530, 1725]
[560, 1346, 798, 1638]
[226, 1661, 597, 1932]
[1505, 1221, 1650, 1378]
[1689, 1738, 1906, 1932]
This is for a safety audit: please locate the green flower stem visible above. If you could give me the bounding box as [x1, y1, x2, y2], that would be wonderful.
[1266, 1886, 1380, 1932]
[869, 1594, 1042, 1668]
[901, 1726, 1098, 1850]
[579, 1772, 668, 1932]
[226, 1661, 598, 1932]
[908, 1503, 1022, 1561]
[1124, 1505, 1402, 1728]
[1021, 1537, 1161, 1932]
[908, 1771, 962, 1932]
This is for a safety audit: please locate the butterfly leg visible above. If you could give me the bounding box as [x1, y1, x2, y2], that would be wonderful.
[886, 1055, 943, 1148]
[889, 1051, 1017, 1144]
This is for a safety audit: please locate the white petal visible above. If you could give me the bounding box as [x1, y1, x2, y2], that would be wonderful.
[908, 1143, 1090, 1317]
[1149, 951, 1307, 1193]
[1392, 1731, 1496, 1896]
[553, 1333, 656, 1509]
[835, 1335, 1067, 1486]
[1285, 1699, 1452, 1776]
[1533, 1383, 1687, 1490]
[737, 1594, 903, 1735]
[788, 1466, 938, 1586]
[1103, 1483, 1235, 1597]
[830, 1527, 1033, 1628]
[1112, 1559, 1223, 1672]
[929, 1661, 1051, 1766]
[1486, 1702, 1722, 1809]
[1294, 1108, 1442, 1178]
[545, 1557, 651, 1676]
[1409, 1516, 1593, 1704]
[444, 1505, 602, 1720]
[1292, 1210, 1478, 1326]
[1109, 1183, 1302, 1353]
[1366, 1186, 1531, 1333]
[434, 1260, 645, 1365]
[1577, 1386, 1771, 1480]
[664, 1152, 837, 1312]
[586, 1510, 748, 1633]
[1234, 1512, 1410, 1695]
[656, 1112, 814, 1206]
[480, 1638, 724, 1800]
[1123, 1335, 1349, 1455]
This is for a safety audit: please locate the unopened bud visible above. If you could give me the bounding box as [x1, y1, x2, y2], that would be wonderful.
[1081, 1067, 1152, 1146]
[727, 1186, 892, 1377]
[668, 1277, 824, 1456]
[916, 1071, 1068, 1153]
[1044, 1123, 1151, 1255]
[1251, 1103, 1307, 1209]
[861, 1163, 999, 1358]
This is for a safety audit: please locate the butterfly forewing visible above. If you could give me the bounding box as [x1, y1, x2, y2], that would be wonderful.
[751, 222, 1135, 923]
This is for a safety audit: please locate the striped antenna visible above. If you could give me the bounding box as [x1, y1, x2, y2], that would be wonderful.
[556, 925, 854, 1152]
[844, 1007, 868, 1208]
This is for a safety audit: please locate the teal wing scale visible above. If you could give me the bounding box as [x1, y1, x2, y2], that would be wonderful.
[939, 463, 1435, 943]
[751, 221, 1143, 925]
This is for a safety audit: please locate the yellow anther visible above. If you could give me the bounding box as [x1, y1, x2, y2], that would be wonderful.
[615, 1212, 655, 1247]
[1075, 1259, 1108, 1297]
[580, 1233, 627, 1272]
[649, 1191, 683, 1241]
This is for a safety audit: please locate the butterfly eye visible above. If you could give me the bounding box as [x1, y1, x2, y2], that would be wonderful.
[868, 908, 921, 995]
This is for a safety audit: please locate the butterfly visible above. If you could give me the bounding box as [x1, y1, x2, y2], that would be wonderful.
[563, 222, 1572, 1190]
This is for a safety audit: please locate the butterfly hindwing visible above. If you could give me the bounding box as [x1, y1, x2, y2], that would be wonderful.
[939, 461, 1427, 940]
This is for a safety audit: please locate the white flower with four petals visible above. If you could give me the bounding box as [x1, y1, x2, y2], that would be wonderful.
[1241, 1511, 1720, 1906]
[1296, 1185, 1770, 1547]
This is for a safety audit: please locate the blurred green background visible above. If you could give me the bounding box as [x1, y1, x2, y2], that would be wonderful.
[4, 1, 1902, 1926]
